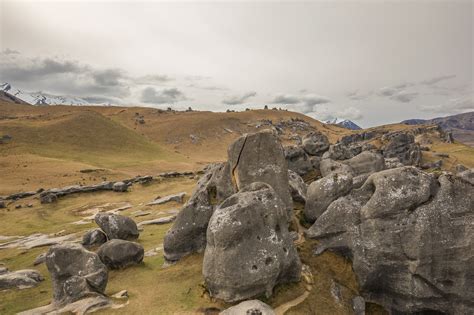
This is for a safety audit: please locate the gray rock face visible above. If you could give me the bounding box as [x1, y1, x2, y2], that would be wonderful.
[0, 269, 43, 290]
[0, 200, 5, 208]
[228, 132, 293, 219]
[94, 213, 139, 241]
[306, 167, 473, 314]
[342, 151, 385, 188]
[220, 299, 275, 315]
[164, 162, 235, 262]
[203, 182, 301, 302]
[323, 143, 362, 161]
[288, 170, 307, 203]
[319, 158, 353, 178]
[97, 239, 144, 269]
[284, 145, 314, 176]
[382, 132, 422, 166]
[82, 228, 108, 247]
[458, 168, 474, 185]
[46, 243, 108, 307]
[304, 171, 353, 222]
[302, 131, 329, 156]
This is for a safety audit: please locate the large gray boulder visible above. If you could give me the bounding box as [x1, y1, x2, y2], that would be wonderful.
[94, 213, 139, 241]
[164, 162, 235, 262]
[46, 243, 108, 307]
[302, 131, 329, 156]
[319, 158, 353, 177]
[284, 145, 314, 176]
[82, 228, 107, 247]
[97, 239, 144, 269]
[382, 132, 422, 166]
[203, 182, 301, 302]
[306, 167, 473, 314]
[304, 171, 353, 222]
[220, 300, 275, 315]
[228, 132, 293, 219]
[288, 170, 307, 203]
[323, 143, 362, 160]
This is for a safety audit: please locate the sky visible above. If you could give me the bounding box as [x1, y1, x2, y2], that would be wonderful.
[0, 0, 472, 127]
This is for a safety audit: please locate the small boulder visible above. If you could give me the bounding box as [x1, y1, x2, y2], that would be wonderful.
[0, 269, 43, 290]
[112, 182, 129, 192]
[220, 300, 275, 315]
[95, 213, 139, 241]
[40, 193, 58, 204]
[46, 243, 108, 306]
[284, 145, 314, 176]
[82, 228, 108, 247]
[0, 200, 5, 208]
[302, 131, 330, 156]
[97, 239, 144, 269]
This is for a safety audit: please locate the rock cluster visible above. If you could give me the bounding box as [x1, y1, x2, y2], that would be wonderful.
[165, 131, 301, 302]
[381, 131, 422, 166]
[306, 167, 474, 314]
[0, 268, 43, 290]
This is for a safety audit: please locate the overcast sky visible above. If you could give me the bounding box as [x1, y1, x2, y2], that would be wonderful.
[1, 0, 472, 127]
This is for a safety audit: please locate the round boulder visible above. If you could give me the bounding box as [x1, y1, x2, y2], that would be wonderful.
[95, 213, 139, 241]
[97, 239, 144, 269]
[302, 131, 330, 156]
[82, 228, 108, 247]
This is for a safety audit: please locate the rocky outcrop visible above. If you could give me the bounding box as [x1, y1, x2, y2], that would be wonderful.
[203, 182, 301, 302]
[341, 151, 385, 188]
[288, 170, 307, 203]
[95, 213, 139, 241]
[147, 192, 186, 205]
[164, 162, 235, 262]
[228, 131, 293, 218]
[112, 181, 129, 192]
[0, 269, 43, 290]
[82, 228, 108, 247]
[382, 132, 422, 166]
[306, 167, 474, 314]
[323, 143, 362, 160]
[302, 131, 329, 156]
[97, 239, 144, 269]
[46, 243, 108, 307]
[220, 300, 275, 315]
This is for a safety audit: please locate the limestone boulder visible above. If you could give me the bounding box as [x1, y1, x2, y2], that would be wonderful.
[94, 213, 139, 241]
[97, 239, 144, 269]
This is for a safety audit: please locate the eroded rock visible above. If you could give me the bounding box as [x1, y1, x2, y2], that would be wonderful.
[0, 269, 43, 290]
[82, 228, 108, 247]
[95, 213, 139, 241]
[288, 170, 307, 203]
[302, 131, 329, 156]
[97, 239, 144, 269]
[220, 300, 275, 315]
[203, 182, 301, 302]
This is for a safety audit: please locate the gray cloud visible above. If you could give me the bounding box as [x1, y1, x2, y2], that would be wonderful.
[311, 106, 363, 122]
[141, 87, 186, 104]
[421, 74, 456, 85]
[301, 94, 330, 106]
[134, 74, 173, 84]
[222, 91, 256, 105]
[420, 95, 474, 114]
[92, 68, 124, 86]
[390, 91, 419, 103]
[1, 48, 20, 55]
[271, 94, 300, 104]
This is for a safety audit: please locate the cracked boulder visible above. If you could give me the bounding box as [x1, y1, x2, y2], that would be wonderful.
[46, 243, 108, 307]
[164, 162, 235, 262]
[82, 228, 107, 248]
[203, 182, 301, 302]
[95, 213, 139, 241]
[341, 151, 385, 188]
[306, 167, 473, 314]
[302, 131, 329, 156]
[98, 239, 144, 269]
[228, 131, 293, 219]
[382, 132, 422, 166]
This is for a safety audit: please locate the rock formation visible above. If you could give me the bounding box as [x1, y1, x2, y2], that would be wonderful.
[203, 182, 301, 302]
[0, 268, 43, 290]
[97, 239, 144, 269]
[220, 299, 275, 315]
[306, 167, 474, 314]
[95, 213, 139, 241]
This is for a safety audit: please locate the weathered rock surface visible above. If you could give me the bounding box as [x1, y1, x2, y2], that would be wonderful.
[147, 192, 186, 205]
[137, 215, 176, 226]
[95, 213, 139, 241]
[82, 228, 108, 247]
[288, 170, 307, 203]
[306, 167, 473, 314]
[304, 171, 353, 222]
[112, 181, 129, 192]
[220, 299, 275, 315]
[97, 239, 144, 269]
[284, 145, 314, 176]
[164, 162, 235, 261]
[302, 131, 329, 156]
[323, 143, 362, 160]
[0, 269, 43, 290]
[203, 182, 301, 302]
[342, 151, 385, 188]
[228, 131, 293, 218]
[46, 243, 108, 307]
[458, 168, 474, 185]
[382, 132, 422, 165]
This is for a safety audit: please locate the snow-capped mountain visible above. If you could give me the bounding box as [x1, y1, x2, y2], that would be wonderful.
[1, 83, 91, 106]
[325, 118, 362, 130]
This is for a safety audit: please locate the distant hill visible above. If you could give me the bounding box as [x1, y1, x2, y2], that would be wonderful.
[402, 112, 474, 146]
[325, 118, 361, 130]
